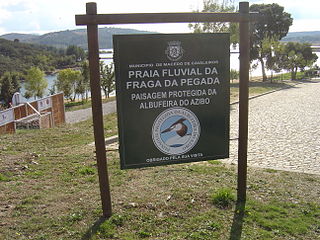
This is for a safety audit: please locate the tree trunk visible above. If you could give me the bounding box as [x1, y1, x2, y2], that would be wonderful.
[291, 68, 297, 80]
[103, 89, 107, 99]
[259, 58, 267, 82]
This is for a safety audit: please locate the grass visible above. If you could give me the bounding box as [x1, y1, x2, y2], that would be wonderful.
[270, 72, 306, 82]
[211, 188, 236, 209]
[1, 81, 319, 239]
[1, 111, 319, 240]
[0, 172, 11, 181]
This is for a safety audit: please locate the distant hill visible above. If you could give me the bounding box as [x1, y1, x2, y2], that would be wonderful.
[0, 38, 78, 75]
[282, 31, 320, 45]
[1, 27, 156, 49]
[1, 33, 39, 42]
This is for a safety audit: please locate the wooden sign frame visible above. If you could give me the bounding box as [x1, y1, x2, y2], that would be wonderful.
[76, 1, 257, 218]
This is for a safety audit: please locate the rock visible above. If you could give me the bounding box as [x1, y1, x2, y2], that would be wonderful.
[127, 202, 138, 208]
[146, 203, 156, 210]
[31, 152, 40, 158]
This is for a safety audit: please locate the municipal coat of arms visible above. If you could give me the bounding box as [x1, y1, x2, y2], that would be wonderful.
[165, 41, 184, 61]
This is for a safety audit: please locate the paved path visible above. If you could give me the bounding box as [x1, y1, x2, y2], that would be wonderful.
[227, 81, 320, 175]
[65, 101, 116, 124]
[68, 81, 320, 175]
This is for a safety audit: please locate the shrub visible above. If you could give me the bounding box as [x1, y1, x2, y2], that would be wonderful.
[211, 188, 235, 208]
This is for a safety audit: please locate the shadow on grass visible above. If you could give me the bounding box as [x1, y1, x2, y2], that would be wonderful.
[229, 201, 246, 240]
[81, 216, 107, 240]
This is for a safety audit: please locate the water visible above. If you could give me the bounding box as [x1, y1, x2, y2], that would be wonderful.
[20, 48, 320, 102]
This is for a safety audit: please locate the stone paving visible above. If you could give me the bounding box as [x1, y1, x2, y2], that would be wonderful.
[226, 81, 320, 175]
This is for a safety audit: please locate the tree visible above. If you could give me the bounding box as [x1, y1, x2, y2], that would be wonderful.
[24, 67, 48, 99]
[66, 45, 86, 61]
[275, 42, 318, 80]
[249, 3, 293, 81]
[100, 61, 115, 98]
[189, 0, 238, 45]
[0, 72, 21, 107]
[11, 72, 21, 94]
[230, 69, 239, 82]
[264, 37, 282, 73]
[80, 60, 90, 101]
[56, 68, 81, 101]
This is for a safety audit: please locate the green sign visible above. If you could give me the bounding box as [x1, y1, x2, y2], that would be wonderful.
[113, 33, 230, 169]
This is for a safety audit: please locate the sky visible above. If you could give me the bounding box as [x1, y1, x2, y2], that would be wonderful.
[0, 0, 319, 35]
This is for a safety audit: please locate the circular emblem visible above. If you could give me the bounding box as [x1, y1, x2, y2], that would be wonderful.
[152, 107, 201, 155]
[165, 41, 184, 61]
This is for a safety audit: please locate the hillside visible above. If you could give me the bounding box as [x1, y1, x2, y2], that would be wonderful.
[0, 38, 71, 75]
[3, 29, 320, 49]
[0, 33, 39, 42]
[282, 31, 320, 45]
[1, 27, 156, 49]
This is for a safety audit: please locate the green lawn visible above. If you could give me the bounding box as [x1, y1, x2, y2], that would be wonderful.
[0, 112, 319, 239]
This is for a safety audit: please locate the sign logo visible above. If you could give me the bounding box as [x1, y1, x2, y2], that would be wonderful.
[152, 107, 200, 155]
[165, 41, 184, 61]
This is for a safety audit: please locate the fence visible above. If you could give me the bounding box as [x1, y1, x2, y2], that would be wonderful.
[0, 92, 65, 135]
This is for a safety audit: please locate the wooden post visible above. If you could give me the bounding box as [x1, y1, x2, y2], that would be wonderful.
[237, 1, 250, 202]
[86, 2, 112, 217]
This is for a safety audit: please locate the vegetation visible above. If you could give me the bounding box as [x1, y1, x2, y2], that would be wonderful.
[0, 38, 77, 76]
[55, 69, 82, 101]
[271, 42, 318, 80]
[24, 67, 48, 99]
[79, 60, 91, 101]
[211, 188, 236, 208]
[54, 62, 92, 103]
[230, 69, 239, 83]
[189, 2, 317, 82]
[249, 3, 293, 81]
[269, 72, 305, 82]
[0, 113, 319, 239]
[189, 0, 238, 45]
[100, 61, 115, 98]
[0, 71, 21, 107]
[66, 45, 86, 62]
[0, 27, 156, 49]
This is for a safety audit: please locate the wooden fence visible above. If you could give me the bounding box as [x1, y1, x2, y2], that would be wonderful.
[0, 92, 65, 135]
